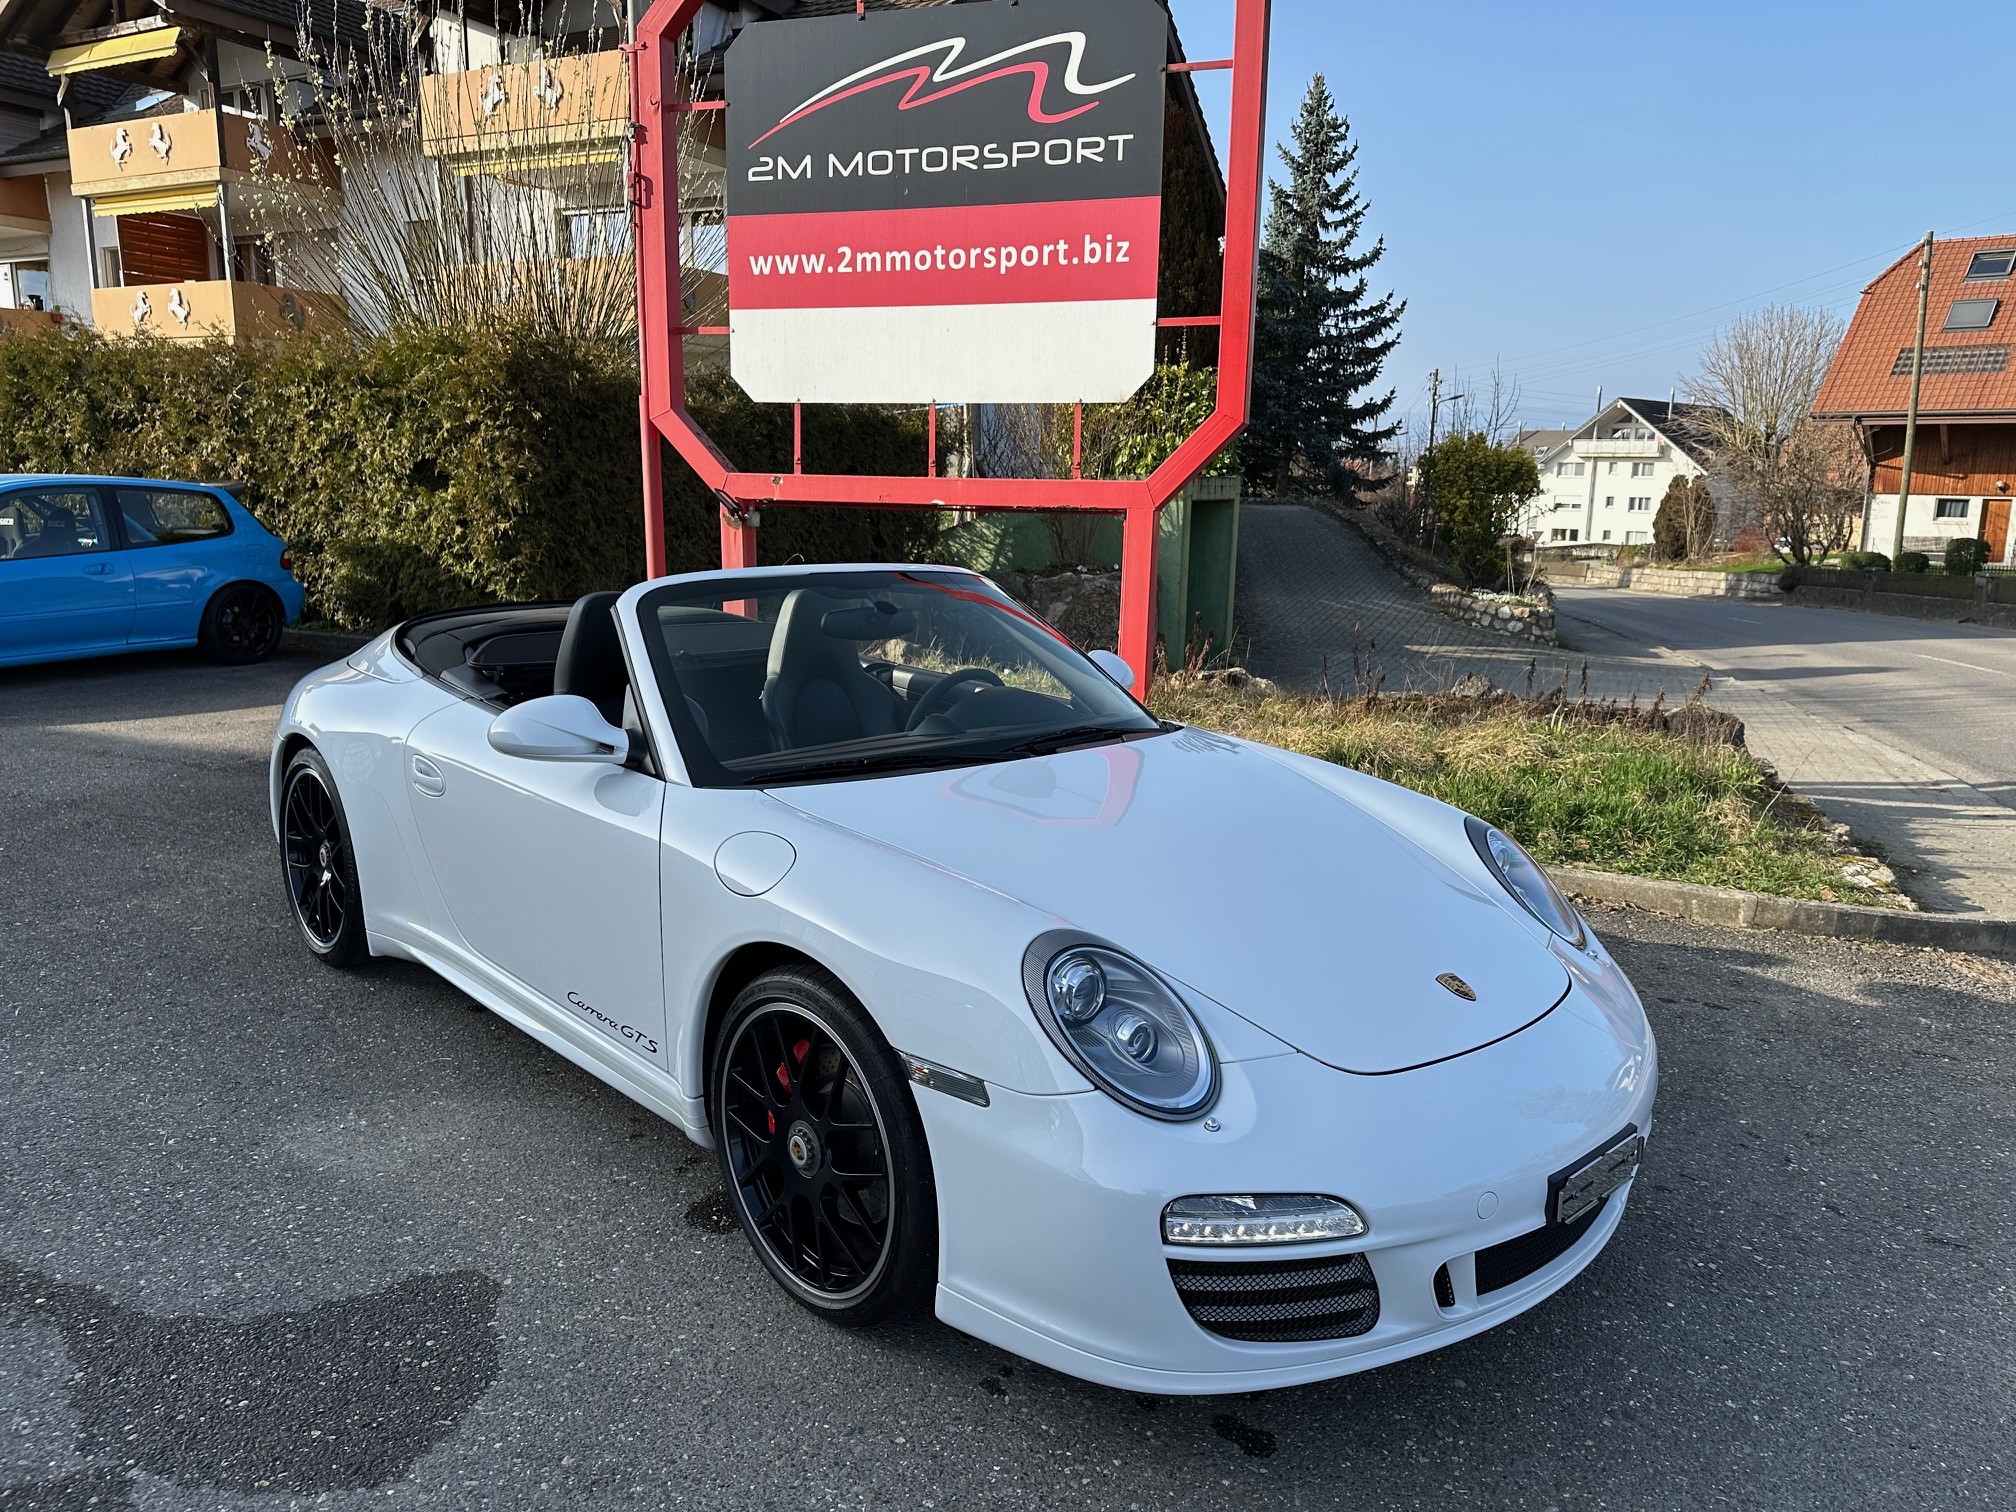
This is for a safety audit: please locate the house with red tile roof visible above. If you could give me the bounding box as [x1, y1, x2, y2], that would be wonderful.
[1813, 235, 2016, 565]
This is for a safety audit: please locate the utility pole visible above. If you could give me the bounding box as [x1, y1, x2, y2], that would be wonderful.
[1427, 369, 1442, 452]
[1892, 231, 1936, 564]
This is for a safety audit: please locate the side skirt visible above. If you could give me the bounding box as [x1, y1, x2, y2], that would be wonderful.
[368, 926, 713, 1147]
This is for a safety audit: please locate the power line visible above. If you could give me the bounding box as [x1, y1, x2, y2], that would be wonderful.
[1451, 205, 2016, 384]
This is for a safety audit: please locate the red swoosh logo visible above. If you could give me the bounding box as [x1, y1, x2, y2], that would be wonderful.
[751, 59, 1102, 148]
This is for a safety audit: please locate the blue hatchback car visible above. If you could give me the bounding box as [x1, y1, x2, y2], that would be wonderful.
[0, 474, 305, 668]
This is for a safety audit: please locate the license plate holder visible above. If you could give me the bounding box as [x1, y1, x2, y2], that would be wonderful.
[1549, 1127, 1643, 1228]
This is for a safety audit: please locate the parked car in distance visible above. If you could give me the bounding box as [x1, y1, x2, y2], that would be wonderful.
[269, 565, 1657, 1394]
[0, 474, 303, 669]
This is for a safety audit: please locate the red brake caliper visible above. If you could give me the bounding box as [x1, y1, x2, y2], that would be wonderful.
[774, 1038, 813, 1098]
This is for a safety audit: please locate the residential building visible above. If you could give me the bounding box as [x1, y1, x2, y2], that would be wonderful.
[1517, 398, 1724, 547]
[0, 0, 1225, 349]
[0, 0, 365, 337]
[1812, 234, 2016, 566]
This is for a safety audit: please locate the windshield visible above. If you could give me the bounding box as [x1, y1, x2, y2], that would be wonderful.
[635, 570, 1163, 787]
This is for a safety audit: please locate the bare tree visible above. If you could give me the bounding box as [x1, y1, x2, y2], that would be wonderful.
[271, 4, 723, 342]
[1442, 361, 1524, 444]
[1683, 305, 1845, 544]
[1759, 420, 1865, 565]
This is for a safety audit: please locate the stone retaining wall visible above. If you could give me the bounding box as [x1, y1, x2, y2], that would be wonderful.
[1313, 499, 1560, 646]
[1789, 584, 2016, 630]
[1426, 583, 1556, 641]
[1568, 565, 1781, 599]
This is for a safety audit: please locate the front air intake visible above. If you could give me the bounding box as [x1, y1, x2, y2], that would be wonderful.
[1474, 1198, 1607, 1295]
[1168, 1252, 1380, 1343]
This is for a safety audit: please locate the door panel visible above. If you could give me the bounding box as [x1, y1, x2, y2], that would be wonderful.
[1984, 498, 2011, 566]
[406, 701, 669, 1063]
[112, 486, 236, 644]
[0, 487, 135, 661]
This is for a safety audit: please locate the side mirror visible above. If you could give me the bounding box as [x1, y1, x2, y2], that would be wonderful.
[488, 695, 630, 765]
[1089, 649, 1137, 692]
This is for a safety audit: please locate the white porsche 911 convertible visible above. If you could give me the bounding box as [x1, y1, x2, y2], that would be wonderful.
[270, 565, 1655, 1394]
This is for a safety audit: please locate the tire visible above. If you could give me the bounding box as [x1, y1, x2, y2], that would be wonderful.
[199, 582, 284, 664]
[280, 748, 369, 968]
[711, 965, 937, 1326]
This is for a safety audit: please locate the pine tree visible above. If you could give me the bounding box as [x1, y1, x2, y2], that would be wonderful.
[1652, 475, 1692, 561]
[1248, 77, 1404, 502]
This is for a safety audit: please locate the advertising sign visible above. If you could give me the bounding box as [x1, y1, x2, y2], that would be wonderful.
[725, 0, 1169, 405]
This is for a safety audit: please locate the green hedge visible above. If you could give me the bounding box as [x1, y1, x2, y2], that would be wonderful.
[0, 327, 937, 628]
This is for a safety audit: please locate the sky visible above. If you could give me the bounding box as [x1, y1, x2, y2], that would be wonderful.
[1167, 0, 2016, 442]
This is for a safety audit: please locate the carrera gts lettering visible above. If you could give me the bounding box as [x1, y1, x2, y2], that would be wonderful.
[565, 992, 660, 1055]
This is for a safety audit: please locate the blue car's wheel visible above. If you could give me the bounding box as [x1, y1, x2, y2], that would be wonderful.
[281, 749, 367, 967]
[200, 582, 284, 664]
[711, 967, 936, 1326]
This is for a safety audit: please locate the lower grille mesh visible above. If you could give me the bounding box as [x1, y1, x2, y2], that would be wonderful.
[1168, 1252, 1380, 1343]
[1474, 1197, 1607, 1295]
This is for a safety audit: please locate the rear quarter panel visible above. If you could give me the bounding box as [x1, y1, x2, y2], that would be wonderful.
[127, 488, 305, 645]
[274, 649, 456, 948]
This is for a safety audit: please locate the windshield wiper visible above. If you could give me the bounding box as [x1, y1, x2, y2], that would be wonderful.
[746, 746, 1004, 786]
[992, 724, 1157, 758]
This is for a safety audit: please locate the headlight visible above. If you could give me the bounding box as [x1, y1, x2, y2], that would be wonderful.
[1163, 1194, 1367, 1246]
[1466, 816, 1586, 948]
[1022, 934, 1218, 1120]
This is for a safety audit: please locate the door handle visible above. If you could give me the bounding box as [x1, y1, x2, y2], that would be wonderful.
[411, 755, 446, 798]
[85, 561, 114, 575]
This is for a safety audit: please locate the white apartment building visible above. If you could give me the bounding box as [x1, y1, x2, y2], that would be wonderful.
[1514, 398, 1724, 547]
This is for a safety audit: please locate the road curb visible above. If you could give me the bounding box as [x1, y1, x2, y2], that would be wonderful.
[1549, 864, 2015, 959]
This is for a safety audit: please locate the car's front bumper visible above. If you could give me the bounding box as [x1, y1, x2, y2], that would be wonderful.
[913, 966, 1657, 1395]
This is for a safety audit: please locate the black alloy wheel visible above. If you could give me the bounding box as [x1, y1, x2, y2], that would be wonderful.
[712, 968, 936, 1324]
[281, 749, 367, 966]
[200, 582, 284, 663]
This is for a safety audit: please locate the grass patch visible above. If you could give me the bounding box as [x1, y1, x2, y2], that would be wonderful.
[1148, 681, 1894, 905]
[1677, 558, 1786, 574]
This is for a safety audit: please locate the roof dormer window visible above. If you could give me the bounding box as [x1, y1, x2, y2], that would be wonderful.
[1963, 249, 2015, 282]
[1944, 297, 2001, 332]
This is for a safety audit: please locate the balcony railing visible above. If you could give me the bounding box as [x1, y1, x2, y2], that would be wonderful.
[0, 308, 66, 336]
[93, 281, 347, 342]
[421, 52, 630, 176]
[68, 110, 339, 220]
[0, 176, 51, 233]
[1578, 439, 1661, 458]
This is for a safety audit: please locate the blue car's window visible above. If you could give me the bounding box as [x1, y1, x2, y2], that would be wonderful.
[115, 488, 233, 548]
[0, 489, 111, 561]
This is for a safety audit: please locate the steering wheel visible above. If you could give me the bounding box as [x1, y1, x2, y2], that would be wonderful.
[904, 667, 1005, 730]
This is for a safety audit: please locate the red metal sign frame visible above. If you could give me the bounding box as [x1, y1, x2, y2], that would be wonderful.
[631, 0, 1271, 688]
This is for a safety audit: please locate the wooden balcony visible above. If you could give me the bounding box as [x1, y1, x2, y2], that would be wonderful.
[92, 281, 347, 342]
[0, 308, 66, 337]
[0, 177, 51, 234]
[68, 111, 339, 221]
[421, 51, 629, 178]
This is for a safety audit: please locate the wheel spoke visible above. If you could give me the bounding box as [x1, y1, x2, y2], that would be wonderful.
[818, 1209, 875, 1278]
[724, 1102, 774, 1148]
[832, 1178, 883, 1237]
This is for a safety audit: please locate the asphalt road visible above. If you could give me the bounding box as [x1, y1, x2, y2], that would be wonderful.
[3, 649, 2014, 1511]
[1554, 590, 2016, 808]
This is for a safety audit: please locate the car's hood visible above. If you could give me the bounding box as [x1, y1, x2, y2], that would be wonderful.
[771, 730, 1571, 1074]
